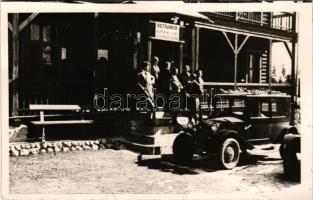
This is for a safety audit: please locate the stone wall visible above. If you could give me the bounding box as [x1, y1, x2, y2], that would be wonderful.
[9, 138, 126, 157]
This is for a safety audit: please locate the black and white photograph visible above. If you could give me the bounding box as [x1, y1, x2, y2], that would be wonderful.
[0, 2, 312, 200]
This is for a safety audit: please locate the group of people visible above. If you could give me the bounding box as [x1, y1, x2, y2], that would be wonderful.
[136, 56, 204, 125]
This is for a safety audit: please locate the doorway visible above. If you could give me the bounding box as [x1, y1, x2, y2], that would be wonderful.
[246, 50, 262, 83]
[151, 40, 181, 70]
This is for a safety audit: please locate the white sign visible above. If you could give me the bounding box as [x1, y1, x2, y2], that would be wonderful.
[61, 48, 66, 60]
[155, 22, 180, 42]
[97, 49, 109, 60]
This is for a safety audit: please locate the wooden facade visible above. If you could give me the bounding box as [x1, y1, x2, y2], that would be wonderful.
[8, 12, 298, 117]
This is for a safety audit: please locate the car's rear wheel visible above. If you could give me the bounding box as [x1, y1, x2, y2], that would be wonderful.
[173, 133, 194, 165]
[218, 138, 240, 169]
[283, 137, 300, 181]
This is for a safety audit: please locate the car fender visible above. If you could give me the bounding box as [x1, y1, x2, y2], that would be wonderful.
[214, 129, 254, 150]
[275, 126, 299, 144]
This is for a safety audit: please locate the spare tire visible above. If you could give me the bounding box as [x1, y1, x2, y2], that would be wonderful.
[173, 133, 194, 165]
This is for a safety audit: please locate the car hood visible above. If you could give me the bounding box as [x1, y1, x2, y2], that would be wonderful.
[203, 117, 244, 125]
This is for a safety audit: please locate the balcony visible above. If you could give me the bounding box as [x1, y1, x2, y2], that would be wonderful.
[204, 12, 295, 32]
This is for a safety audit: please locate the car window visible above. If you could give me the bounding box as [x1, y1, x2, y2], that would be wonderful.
[215, 97, 245, 116]
[250, 99, 270, 118]
[271, 98, 289, 117]
[232, 99, 245, 115]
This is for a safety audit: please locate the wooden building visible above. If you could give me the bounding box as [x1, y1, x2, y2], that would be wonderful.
[8, 11, 298, 117]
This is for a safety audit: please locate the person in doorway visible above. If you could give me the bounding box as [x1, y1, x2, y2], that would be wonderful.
[136, 61, 155, 111]
[179, 65, 195, 88]
[195, 69, 204, 93]
[170, 66, 184, 125]
[93, 57, 108, 94]
[158, 61, 172, 99]
[151, 56, 160, 80]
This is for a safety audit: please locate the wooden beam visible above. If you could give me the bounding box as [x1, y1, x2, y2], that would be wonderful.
[195, 26, 199, 71]
[12, 14, 19, 116]
[289, 12, 297, 126]
[234, 34, 238, 90]
[147, 40, 152, 64]
[237, 35, 250, 53]
[268, 39, 273, 90]
[8, 22, 13, 32]
[179, 43, 183, 73]
[18, 13, 39, 32]
[132, 15, 139, 70]
[222, 32, 235, 53]
[195, 22, 292, 43]
[283, 42, 292, 59]
[191, 27, 196, 72]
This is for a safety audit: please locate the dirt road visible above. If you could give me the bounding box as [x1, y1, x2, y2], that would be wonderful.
[9, 145, 302, 198]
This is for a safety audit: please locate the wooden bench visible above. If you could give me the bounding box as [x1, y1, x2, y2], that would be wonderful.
[29, 104, 93, 142]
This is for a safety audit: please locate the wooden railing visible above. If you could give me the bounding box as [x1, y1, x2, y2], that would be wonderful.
[17, 84, 95, 115]
[272, 13, 294, 32]
[206, 12, 295, 32]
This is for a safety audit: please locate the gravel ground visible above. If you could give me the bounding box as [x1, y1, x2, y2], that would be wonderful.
[9, 145, 303, 198]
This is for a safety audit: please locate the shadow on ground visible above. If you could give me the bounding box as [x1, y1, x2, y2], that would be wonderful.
[136, 152, 282, 175]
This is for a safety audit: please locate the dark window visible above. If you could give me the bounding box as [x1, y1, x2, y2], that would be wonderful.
[250, 98, 270, 118]
[271, 98, 289, 117]
[30, 24, 40, 41]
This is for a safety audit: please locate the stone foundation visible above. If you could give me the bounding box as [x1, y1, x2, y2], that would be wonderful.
[9, 138, 126, 157]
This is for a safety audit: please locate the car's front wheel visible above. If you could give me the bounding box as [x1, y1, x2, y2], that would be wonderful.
[218, 138, 240, 169]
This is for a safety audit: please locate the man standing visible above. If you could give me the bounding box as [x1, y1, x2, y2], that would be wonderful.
[151, 56, 160, 80]
[179, 65, 195, 88]
[137, 61, 155, 99]
[158, 61, 172, 97]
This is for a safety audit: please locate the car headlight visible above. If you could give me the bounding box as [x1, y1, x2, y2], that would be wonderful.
[211, 123, 219, 132]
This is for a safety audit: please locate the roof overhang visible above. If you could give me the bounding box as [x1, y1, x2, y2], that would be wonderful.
[195, 21, 293, 42]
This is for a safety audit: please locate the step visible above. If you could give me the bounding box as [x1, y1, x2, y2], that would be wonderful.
[130, 125, 177, 135]
[125, 142, 161, 155]
[129, 118, 172, 127]
[127, 132, 156, 144]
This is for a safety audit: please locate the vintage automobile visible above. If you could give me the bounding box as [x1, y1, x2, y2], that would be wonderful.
[172, 92, 300, 169]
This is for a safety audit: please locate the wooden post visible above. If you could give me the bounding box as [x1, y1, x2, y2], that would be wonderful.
[179, 43, 184, 73]
[40, 111, 45, 142]
[269, 12, 273, 27]
[93, 13, 99, 96]
[222, 32, 249, 90]
[234, 34, 238, 90]
[290, 12, 297, 126]
[147, 40, 152, 65]
[12, 14, 19, 116]
[234, 12, 239, 21]
[191, 27, 196, 73]
[195, 26, 199, 71]
[268, 39, 272, 90]
[132, 15, 139, 70]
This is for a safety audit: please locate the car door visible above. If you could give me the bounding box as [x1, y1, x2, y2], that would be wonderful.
[269, 97, 290, 142]
[246, 97, 271, 141]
